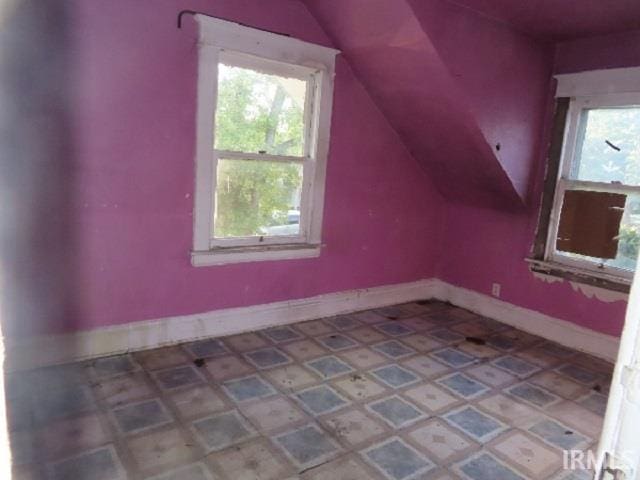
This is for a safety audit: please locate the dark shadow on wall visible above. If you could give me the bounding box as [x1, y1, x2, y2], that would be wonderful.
[0, 0, 80, 361]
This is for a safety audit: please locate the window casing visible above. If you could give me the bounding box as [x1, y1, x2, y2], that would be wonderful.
[532, 67, 640, 289]
[190, 16, 338, 266]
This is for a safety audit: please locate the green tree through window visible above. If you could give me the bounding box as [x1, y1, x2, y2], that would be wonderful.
[214, 64, 306, 238]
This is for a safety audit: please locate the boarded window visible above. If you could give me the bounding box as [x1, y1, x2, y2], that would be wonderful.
[556, 190, 626, 259]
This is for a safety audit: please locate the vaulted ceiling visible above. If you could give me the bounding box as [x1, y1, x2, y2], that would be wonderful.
[303, 0, 554, 209]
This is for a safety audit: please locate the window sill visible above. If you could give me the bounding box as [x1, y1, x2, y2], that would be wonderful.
[191, 243, 321, 267]
[525, 258, 631, 293]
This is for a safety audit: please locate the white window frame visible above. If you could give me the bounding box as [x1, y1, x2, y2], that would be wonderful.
[545, 67, 640, 281]
[190, 16, 338, 267]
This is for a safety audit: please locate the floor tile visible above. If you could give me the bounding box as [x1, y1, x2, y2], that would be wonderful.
[275, 423, 341, 469]
[209, 438, 294, 480]
[325, 315, 361, 331]
[545, 401, 603, 439]
[528, 418, 589, 450]
[437, 373, 490, 399]
[295, 385, 349, 416]
[404, 383, 461, 414]
[366, 395, 425, 428]
[282, 340, 327, 361]
[151, 365, 204, 391]
[490, 431, 562, 478]
[341, 348, 388, 369]
[429, 329, 466, 343]
[317, 333, 358, 351]
[35, 384, 96, 425]
[323, 408, 386, 447]
[48, 445, 125, 480]
[263, 326, 304, 343]
[90, 355, 138, 379]
[400, 334, 443, 352]
[111, 398, 173, 435]
[135, 347, 190, 371]
[8, 301, 614, 480]
[191, 410, 256, 452]
[39, 413, 110, 461]
[224, 333, 269, 352]
[398, 316, 436, 332]
[245, 347, 292, 369]
[145, 462, 214, 480]
[507, 382, 561, 408]
[128, 427, 194, 472]
[477, 394, 541, 429]
[466, 364, 516, 387]
[578, 391, 608, 416]
[185, 338, 229, 359]
[445, 406, 507, 442]
[303, 455, 374, 480]
[306, 355, 354, 379]
[374, 322, 414, 337]
[204, 355, 255, 382]
[431, 348, 476, 368]
[222, 374, 277, 402]
[295, 320, 334, 336]
[349, 326, 387, 344]
[529, 371, 589, 399]
[372, 340, 416, 359]
[168, 385, 227, 419]
[266, 364, 319, 391]
[401, 355, 450, 379]
[363, 437, 433, 480]
[556, 364, 601, 385]
[370, 364, 419, 389]
[457, 341, 500, 359]
[492, 355, 540, 378]
[333, 374, 387, 401]
[375, 306, 409, 319]
[92, 372, 153, 407]
[408, 419, 475, 463]
[240, 395, 306, 432]
[455, 452, 524, 480]
[352, 311, 388, 324]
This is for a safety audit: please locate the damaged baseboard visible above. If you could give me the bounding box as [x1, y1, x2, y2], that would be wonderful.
[4, 278, 620, 370]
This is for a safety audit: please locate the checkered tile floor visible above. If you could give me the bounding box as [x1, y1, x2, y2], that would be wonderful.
[5, 301, 613, 480]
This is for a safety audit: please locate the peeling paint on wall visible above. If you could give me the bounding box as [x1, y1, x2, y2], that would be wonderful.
[532, 271, 565, 284]
[569, 281, 628, 303]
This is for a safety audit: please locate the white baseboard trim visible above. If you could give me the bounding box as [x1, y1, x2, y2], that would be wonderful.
[429, 280, 620, 363]
[4, 279, 437, 370]
[4, 278, 621, 370]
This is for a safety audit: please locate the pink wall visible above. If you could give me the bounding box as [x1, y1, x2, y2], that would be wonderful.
[10, 0, 637, 340]
[6, 0, 445, 337]
[439, 29, 640, 338]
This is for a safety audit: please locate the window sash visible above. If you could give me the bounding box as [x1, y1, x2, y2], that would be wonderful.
[209, 51, 319, 248]
[210, 151, 311, 248]
[544, 93, 640, 279]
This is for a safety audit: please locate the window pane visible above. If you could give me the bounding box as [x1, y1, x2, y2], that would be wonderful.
[214, 159, 302, 239]
[557, 193, 640, 272]
[215, 63, 307, 156]
[573, 107, 640, 185]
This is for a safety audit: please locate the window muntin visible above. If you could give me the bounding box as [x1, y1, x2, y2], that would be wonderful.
[572, 107, 640, 185]
[210, 53, 316, 247]
[546, 95, 640, 278]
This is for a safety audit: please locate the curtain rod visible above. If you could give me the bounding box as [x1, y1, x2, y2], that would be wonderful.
[176, 10, 291, 37]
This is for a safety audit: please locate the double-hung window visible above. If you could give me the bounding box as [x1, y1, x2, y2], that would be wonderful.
[191, 16, 338, 266]
[532, 68, 640, 288]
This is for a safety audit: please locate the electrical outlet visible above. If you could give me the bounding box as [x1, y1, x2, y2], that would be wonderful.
[492, 283, 501, 298]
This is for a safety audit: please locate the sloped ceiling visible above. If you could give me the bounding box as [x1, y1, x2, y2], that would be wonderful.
[303, 0, 553, 210]
[448, 0, 640, 41]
